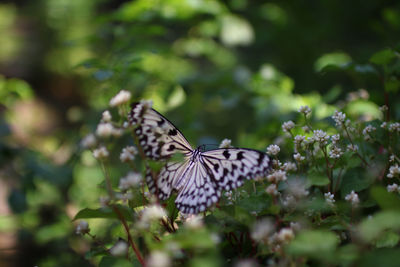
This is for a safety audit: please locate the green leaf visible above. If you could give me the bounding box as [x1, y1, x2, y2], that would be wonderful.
[356, 248, 400, 267]
[307, 171, 330, 186]
[384, 78, 400, 93]
[165, 195, 179, 222]
[370, 186, 400, 211]
[375, 231, 400, 248]
[370, 49, 396, 65]
[287, 230, 339, 260]
[73, 205, 134, 222]
[359, 211, 400, 242]
[98, 256, 133, 267]
[236, 192, 270, 213]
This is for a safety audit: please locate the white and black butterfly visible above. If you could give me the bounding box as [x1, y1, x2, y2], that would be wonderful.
[128, 102, 271, 214]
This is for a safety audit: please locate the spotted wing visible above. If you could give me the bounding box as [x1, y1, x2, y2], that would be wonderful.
[201, 148, 271, 191]
[128, 102, 193, 159]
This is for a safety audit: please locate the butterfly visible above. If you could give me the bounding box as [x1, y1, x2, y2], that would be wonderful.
[128, 102, 271, 214]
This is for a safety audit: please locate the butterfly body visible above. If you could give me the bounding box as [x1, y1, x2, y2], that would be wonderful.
[128, 102, 271, 214]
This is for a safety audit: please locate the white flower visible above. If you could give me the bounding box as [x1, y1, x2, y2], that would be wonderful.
[266, 144, 280, 156]
[76, 220, 90, 235]
[388, 122, 400, 133]
[93, 146, 109, 159]
[122, 121, 130, 128]
[147, 250, 171, 267]
[329, 146, 343, 159]
[101, 110, 112, 122]
[387, 184, 399, 193]
[184, 214, 204, 229]
[293, 153, 305, 162]
[282, 120, 295, 132]
[363, 125, 376, 134]
[276, 228, 294, 243]
[331, 134, 340, 144]
[381, 122, 387, 129]
[313, 130, 329, 145]
[81, 134, 97, 149]
[332, 110, 346, 127]
[267, 170, 287, 183]
[111, 128, 124, 137]
[282, 195, 296, 207]
[96, 123, 114, 138]
[379, 105, 388, 112]
[110, 240, 128, 256]
[140, 99, 153, 109]
[266, 184, 279, 196]
[302, 126, 311, 133]
[287, 179, 309, 198]
[324, 192, 335, 206]
[139, 205, 166, 227]
[120, 146, 138, 162]
[387, 164, 400, 178]
[298, 105, 311, 116]
[389, 154, 395, 163]
[347, 144, 359, 152]
[251, 218, 274, 243]
[119, 172, 142, 190]
[345, 190, 359, 206]
[294, 135, 306, 145]
[283, 162, 297, 172]
[290, 222, 301, 232]
[219, 138, 232, 148]
[109, 90, 131, 107]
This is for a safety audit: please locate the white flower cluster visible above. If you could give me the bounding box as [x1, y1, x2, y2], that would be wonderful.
[388, 122, 400, 133]
[219, 138, 232, 148]
[294, 135, 306, 145]
[331, 134, 340, 145]
[75, 220, 90, 235]
[324, 192, 335, 206]
[266, 184, 279, 196]
[345, 190, 359, 206]
[313, 130, 329, 145]
[138, 205, 167, 229]
[81, 133, 97, 149]
[146, 250, 171, 267]
[119, 172, 142, 190]
[282, 120, 295, 132]
[332, 110, 346, 127]
[362, 125, 376, 141]
[387, 164, 400, 178]
[298, 105, 311, 116]
[381, 122, 387, 129]
[266, 144, 280, 156]
[267, 170, 287, 183]
[96, 122, 123, 138]
[347, 144, 359, 152]
[287, 179, 309, 198]
[183, 214, 204, 229]
[250, 218, 275, 243]
[329, 146, 343, 159]
[120, 146, 138, 162]
[110, 240, 128, 256]
[101, 110, 112, 122]
[109, 90, 131, 107]
[293, 153, 305, 162]
[93, 146, 109, 159]
[387, 183, 400, 193]
[283, 162, 297, 172]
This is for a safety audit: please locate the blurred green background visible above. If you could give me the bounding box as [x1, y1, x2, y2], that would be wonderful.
[0, 0, 399, 266]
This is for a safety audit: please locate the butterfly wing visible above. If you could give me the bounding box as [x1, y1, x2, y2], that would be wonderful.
[174, 160, 221, 214]
[128, 102, 193, 159]
[201, 148, 271, 191]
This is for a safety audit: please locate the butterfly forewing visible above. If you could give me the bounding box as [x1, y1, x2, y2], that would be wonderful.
[128, 103, 193, 159]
